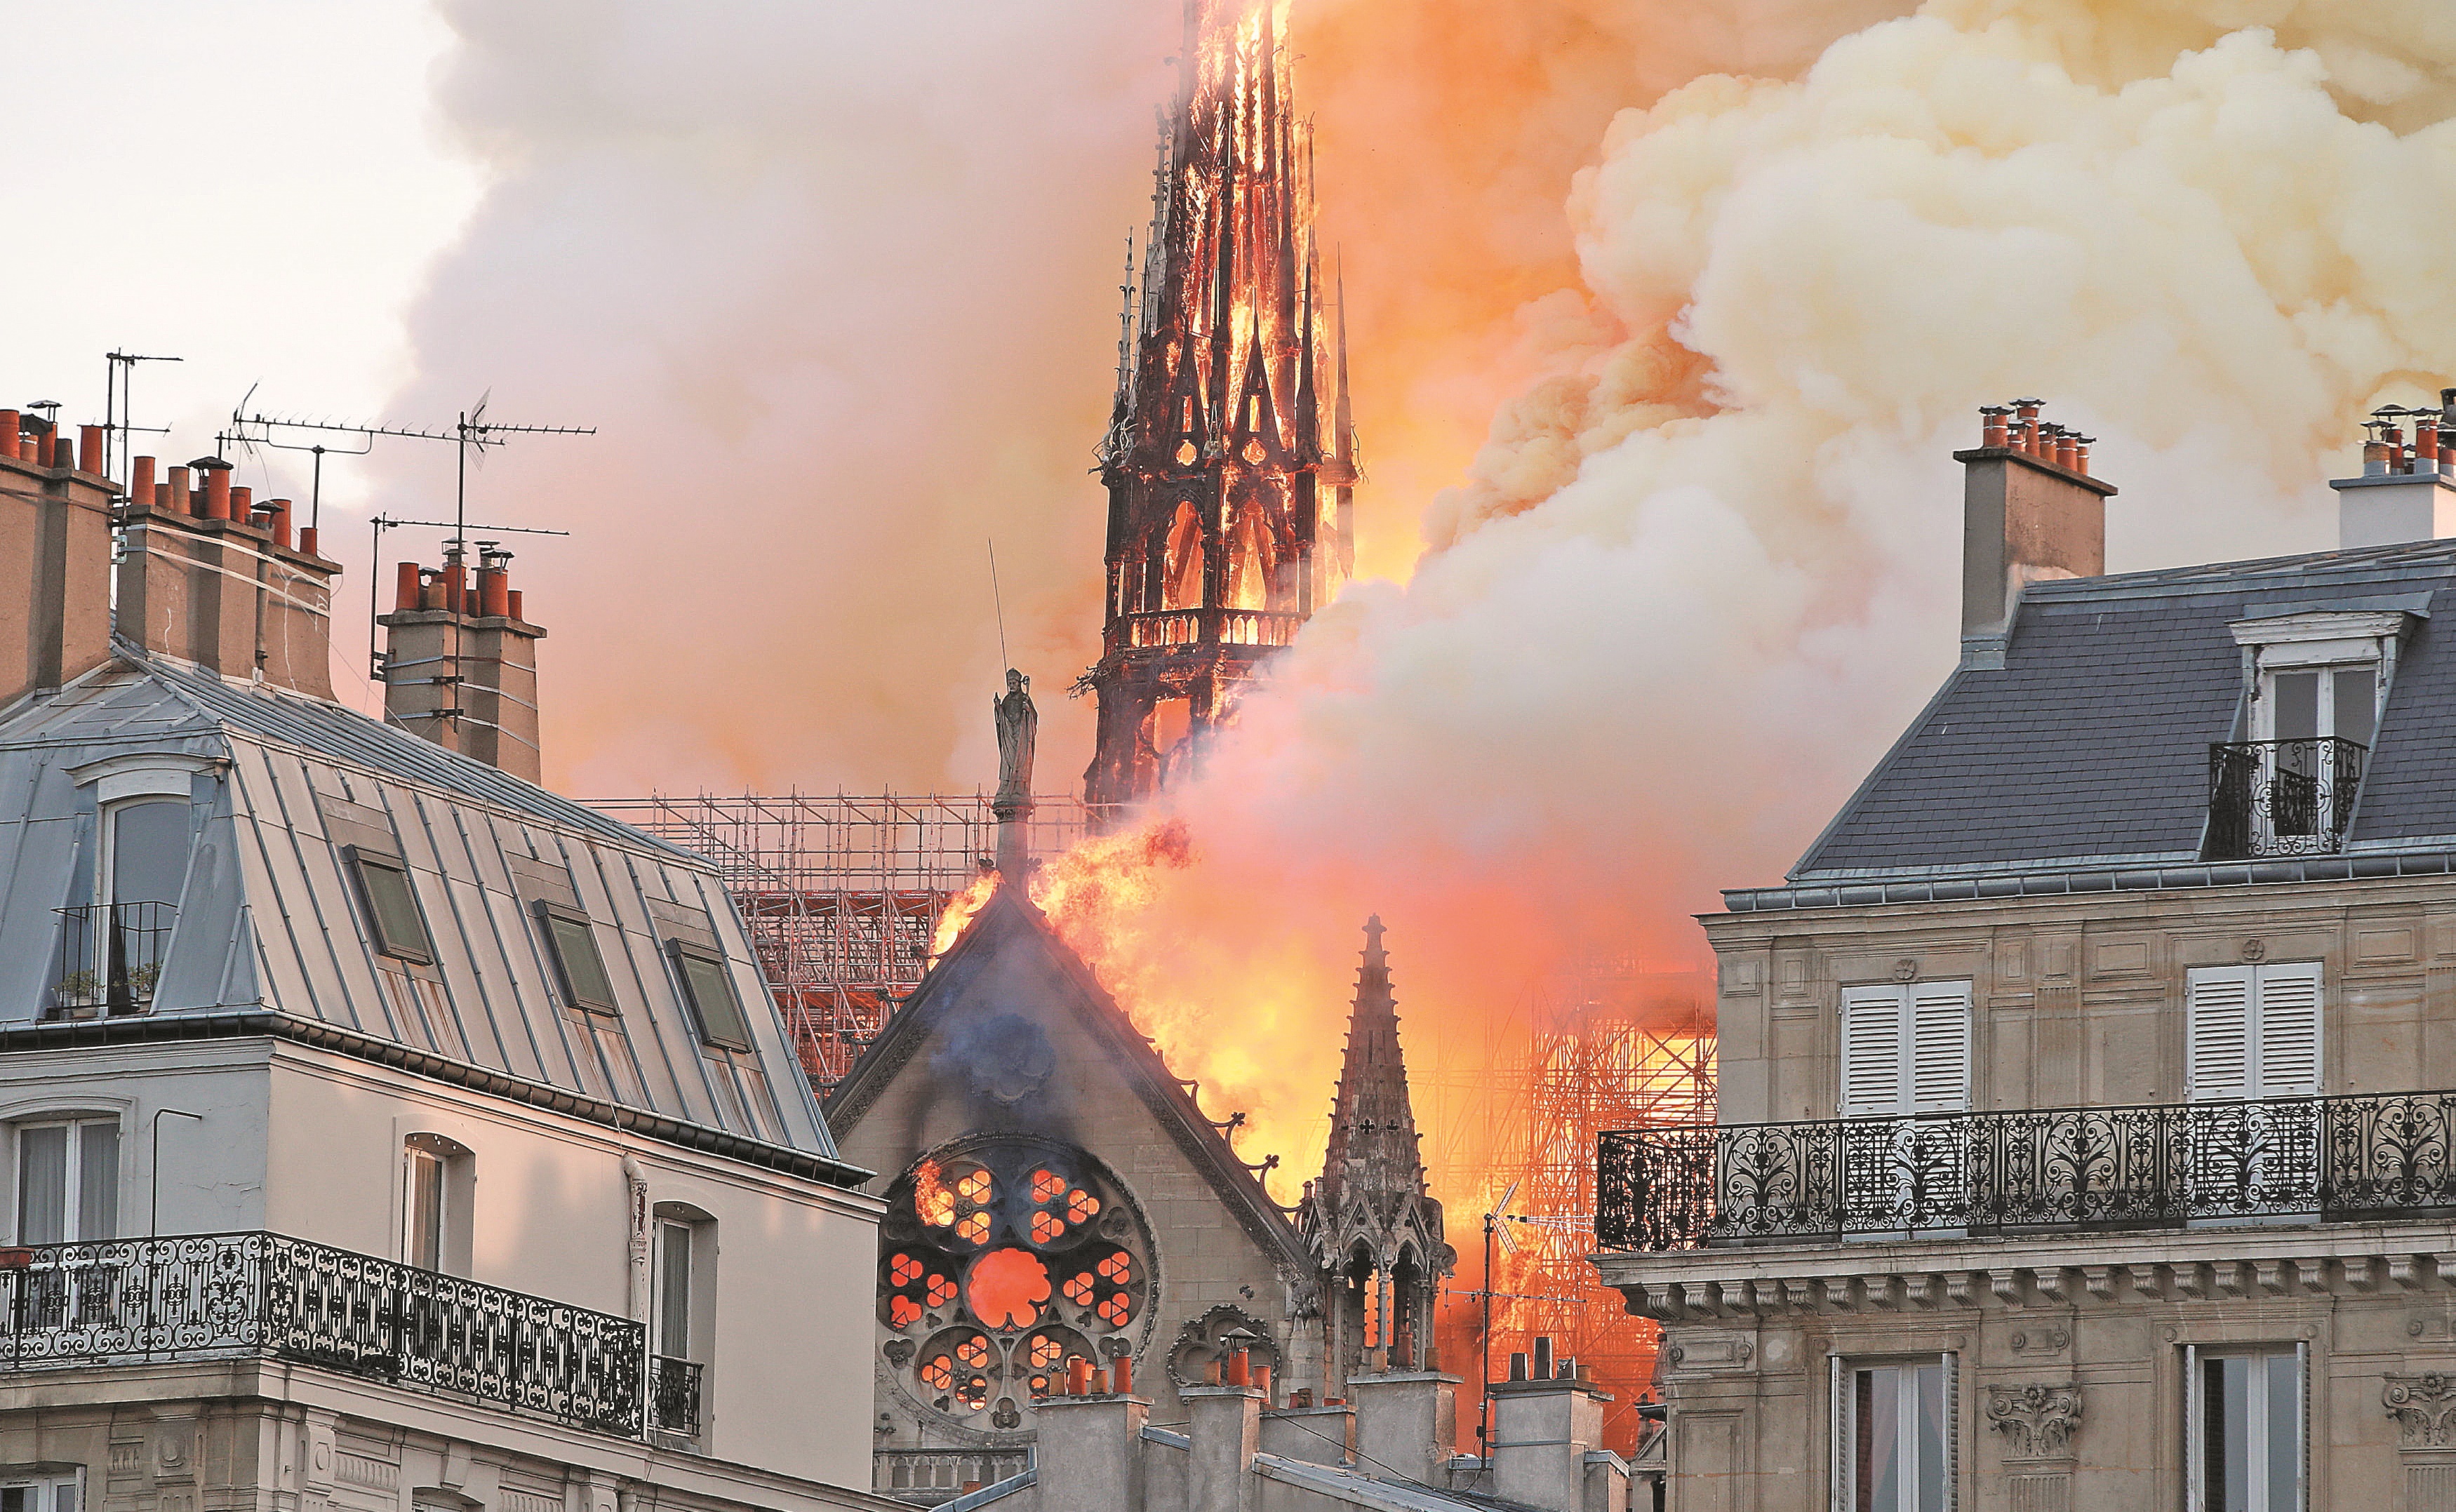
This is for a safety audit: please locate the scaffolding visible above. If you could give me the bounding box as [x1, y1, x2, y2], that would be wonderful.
[592, 793, 1104, 1087]
[1429, 956, 1716, 1456]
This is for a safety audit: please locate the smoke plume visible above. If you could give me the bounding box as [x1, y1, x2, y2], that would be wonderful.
[1038, 0, 2456, 1191]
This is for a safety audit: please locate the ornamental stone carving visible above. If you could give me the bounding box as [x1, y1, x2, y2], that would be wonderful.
[2384, 1374, 2456, 1449]
[1986, 1383, 2083, 1460]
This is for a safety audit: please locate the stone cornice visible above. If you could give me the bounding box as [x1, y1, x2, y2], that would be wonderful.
[1596, 1223, 2456, 1320]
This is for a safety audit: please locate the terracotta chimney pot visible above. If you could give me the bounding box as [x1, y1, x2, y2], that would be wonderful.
[130, 455, 155, 504]
[77, 425, 102, 474]
[0, 411, 17, 460]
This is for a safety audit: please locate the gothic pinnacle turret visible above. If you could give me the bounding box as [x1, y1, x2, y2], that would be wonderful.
[1083, 0, 1355, 812]
[1302, 916, 1452, 1392]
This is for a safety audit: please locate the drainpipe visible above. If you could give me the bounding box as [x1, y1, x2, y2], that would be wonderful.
[622, 1153, 651, 1321]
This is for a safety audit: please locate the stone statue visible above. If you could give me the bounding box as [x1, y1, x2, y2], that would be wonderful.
[994, 669, 1038, 805]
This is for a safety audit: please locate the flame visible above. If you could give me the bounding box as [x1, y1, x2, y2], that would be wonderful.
[927, 871, 999, 963]
[912, 1158, 956, 1230]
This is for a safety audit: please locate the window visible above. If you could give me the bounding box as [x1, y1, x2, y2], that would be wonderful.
[2187, 965, 2321, 1101]
[668, 942, 751, 1050]
[349, 849, 433, 964]
[2189, 1346, 2302, 1512]
[405, 1146, 444, 1269]
[0, 1474, 81, 1512]
[1840, 1358, 1954, 1512]
[401, 1135, 470, 1273]
[1841, 982, 1972, 1117]
[102, 799, 189, 910]
[18, 1118, 118, 1245]
[658, 1219, 695, 1360]
[535, 902, 617, 1013]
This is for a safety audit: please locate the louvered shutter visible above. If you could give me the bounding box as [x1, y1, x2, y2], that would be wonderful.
[1909, 982, 1973, 1113]
[1841, 986, 1906, 1117]
[2252, 962, 2323, 1097]
[2187, 967, 2254, 1102]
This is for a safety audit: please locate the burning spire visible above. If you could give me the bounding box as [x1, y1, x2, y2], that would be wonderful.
[1083, 0, 1354, 812]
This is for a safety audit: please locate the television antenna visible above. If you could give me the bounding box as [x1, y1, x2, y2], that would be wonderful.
[363, 514, 571, 679]
[104, 352, 181, 490]
[1477, 1178, 1521, 1463]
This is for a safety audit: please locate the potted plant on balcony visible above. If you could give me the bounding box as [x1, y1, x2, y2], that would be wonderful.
[125, 961, 161, 1007]
[51, 970, 101, 1020]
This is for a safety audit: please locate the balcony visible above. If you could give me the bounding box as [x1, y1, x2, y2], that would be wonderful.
[2206, 737, 2366, 859]
[1597, 1090, 2456, 1252]
[0, 1232, 646, 1438]
[51, 902, 174, 1018]
[650, 1353, 702, 1436]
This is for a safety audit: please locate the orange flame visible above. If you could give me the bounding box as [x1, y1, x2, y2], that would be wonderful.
[913, 1158, 956, 1229]
[927, 871, 999, 963]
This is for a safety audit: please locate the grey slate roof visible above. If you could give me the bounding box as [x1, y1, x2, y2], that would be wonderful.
[1794, 540, 2456, 883]
[0, 650, 847, 1170]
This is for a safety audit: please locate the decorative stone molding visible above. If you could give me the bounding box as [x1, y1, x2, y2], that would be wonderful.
[1987, 1383, 2083, 1461]
[2385, 1374, 2456, 1450]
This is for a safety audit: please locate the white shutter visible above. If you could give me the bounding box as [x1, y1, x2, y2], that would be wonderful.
[2253, 962, 2322, 1097]
[1841, 986, 1907, 1117]
[1909, 982, 1973, 1113]
[2187, 966, 2254, 1102]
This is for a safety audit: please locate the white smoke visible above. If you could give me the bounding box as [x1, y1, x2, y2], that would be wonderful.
[1047, 0, 2456, 1178]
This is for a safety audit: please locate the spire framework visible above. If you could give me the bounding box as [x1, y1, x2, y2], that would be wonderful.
[1083, 0, 1355, 811]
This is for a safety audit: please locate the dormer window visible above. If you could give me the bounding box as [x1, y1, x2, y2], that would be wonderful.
[2207, 607, 2414, 859]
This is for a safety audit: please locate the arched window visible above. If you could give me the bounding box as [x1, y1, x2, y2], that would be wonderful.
[1161, 503, 1205, 610]
[878, 1137, 1154, 1440]
[1223, 503, 1276, 612]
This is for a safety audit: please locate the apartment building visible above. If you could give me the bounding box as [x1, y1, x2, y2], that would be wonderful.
[1596, 396, 2456, 1512]
[0, 418, 893, 1512]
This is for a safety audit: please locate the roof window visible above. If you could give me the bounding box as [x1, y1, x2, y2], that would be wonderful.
[2207, 608, 2413, 859]
[535, 901, 618, 1013]
[667, 941, 751, 1051]
[349, 848, 434, 964]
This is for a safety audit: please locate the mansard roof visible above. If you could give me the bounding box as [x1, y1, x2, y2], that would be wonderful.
[0, 650, 853, 1179]
[827, 885, 1312, 1274]
[1782, 540, 2456, 893]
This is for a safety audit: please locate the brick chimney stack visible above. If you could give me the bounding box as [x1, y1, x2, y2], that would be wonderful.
[115, 453, 343, 696]
[378, 543, 547, 783]
[0, 412, 115, 708]
[1956, 398, 2117, 668]
[2330, 392, 2456, 549]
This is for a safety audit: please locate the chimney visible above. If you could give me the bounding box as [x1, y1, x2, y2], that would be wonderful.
[1347, 1363, 1460, 1485]
[2331, 394, 2456, 549]
[1036, 1384, 1149, 1508]
[376, 542, 547, 782]
[1488, 1343, 1619, 1512]
[1182, 1378, 1263, 1512]
[1260, 1397, 1355, 1468]
[1955, 399, 2116, 669]
[0, 412, 115, 708]
[116, 455, 344, 697]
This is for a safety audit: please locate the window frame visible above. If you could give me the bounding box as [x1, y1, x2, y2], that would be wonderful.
[0, 1468, 86, 1512]
[346, 847, 435, 965]
[14, 1116, 121, 1246]
[2185, 963, 2324, 1102]
[1834, 1352, 1958, 1512]
[2185, 1342, 2306, 1512]
[667, 939, 752, 1051]
[657, 1217, 695, 1361]
[535, 900, 620, 1015]
[1839, 980, 1973, 1118]
[400, 1133, 472, 1274]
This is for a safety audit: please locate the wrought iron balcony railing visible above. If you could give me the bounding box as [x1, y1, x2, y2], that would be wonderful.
[52, 902, 175, 1018]
[1597, 1089, 2456, 1252]
[650, 1353, 702, 1436]
[0, 1232, 646, 1437]
[2206, 737, 2366, 859]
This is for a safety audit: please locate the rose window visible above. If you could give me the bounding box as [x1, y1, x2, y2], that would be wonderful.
[877, 1137, 1155, 1436]
[916, 1327, 994, 1412]
[1058, 1245, 1138, 1328]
